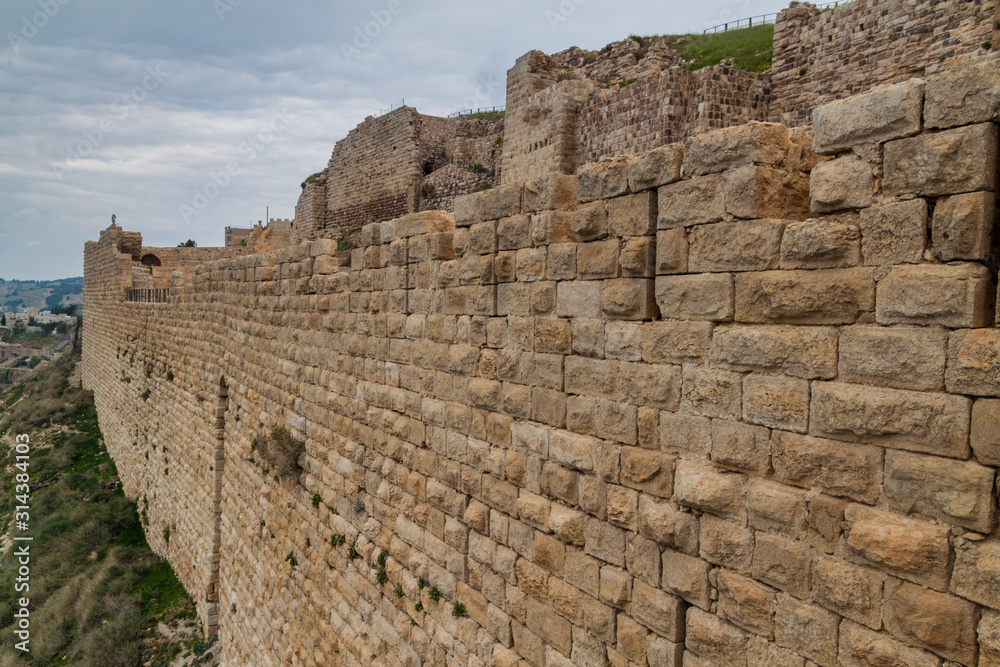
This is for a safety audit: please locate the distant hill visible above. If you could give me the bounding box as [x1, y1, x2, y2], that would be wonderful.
[0, 277, 83, 312]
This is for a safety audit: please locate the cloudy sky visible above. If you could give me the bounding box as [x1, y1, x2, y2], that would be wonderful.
[0, 0, 789, 280]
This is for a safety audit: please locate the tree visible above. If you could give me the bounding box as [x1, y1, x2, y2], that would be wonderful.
[177, 239, 197, 247]
[0, 313, 6, 327]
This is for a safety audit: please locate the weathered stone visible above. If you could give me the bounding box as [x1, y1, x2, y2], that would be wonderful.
[709, 324, 837, 379]
[812, 79, 925, 154]
[725, 166, 810, 220]
[717, 569, 776, 639]
[858, 198, 927, 265]
[747, 479, 808, 537]
[810, 382, 971, 458]
[699, 514, 753, 572]
[620, 446, 673, 498]
[953, 539, 1000, 610]
[576, 240, 619, 279]
[686, 607, 749, 666]
[778, 216, 861, 269]
[688, 220, 784, 272]
[498, 214, 532, 250]
[925, 52, 1000, 128]
[658, 412, 712, 459]
[658, 175, 725, 228]
[932, 191, 996, 261]
[556, 280, 603, 318]
[712, 420, 770, 475]
[655, 228, 688, 275]
[571, 201, 608, 241]
[577, 156, 632, 203]
[607, 191, 656, 236]
[876, 263, 994, 328]
[601, 279, 657, 320]
[772, 430, 882, 504]
[655, 273, 734, 322]
[735, 268, 874, 324]
[685, 122, 790, 176]
[638, 495, 699, 555]
[751, 533, 811, 599]
[532, 210, 575, 245]
[981, 610, 1000, 666]
[745, 635, 807, 667]
[839, 620, 940, 667]
[844, 504, 953, 591]
[642, 320, 712, 364]
[567, 396, 637, 445]
[619, 236, 655, 277]
[838, 325, 946, 391]
[661, 549, 711, 609]
[673, 460, 745, 520]
[971, 398, 1000, 466]
[628, 143, 684, 191]
[773, 594, 839, 667]
[646, 633, 683, 667]
[631, 580, 685, 641]
[885, 449, 996, 532]
[883, 579, 979, 665]
[742, 373, 809, 433]
[884, 122, 999, 196]
[947, 329, 1000, 397]
[681, 366, 742, 420]
[523, 172, 577, 213]
[812, 556, 883, 629]
[810, 155, 875, 212]
[808, 494, 847, 554]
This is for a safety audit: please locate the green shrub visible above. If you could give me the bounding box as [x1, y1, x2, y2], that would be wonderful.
[258, 426, 305, 480]
[452, 602, 468, 618]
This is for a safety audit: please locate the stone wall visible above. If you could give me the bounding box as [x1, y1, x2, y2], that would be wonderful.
[84, 55, 1000, 667]
[769, 0, 997, 126]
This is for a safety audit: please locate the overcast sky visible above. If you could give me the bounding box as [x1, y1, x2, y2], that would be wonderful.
[0, 0, 789, 280]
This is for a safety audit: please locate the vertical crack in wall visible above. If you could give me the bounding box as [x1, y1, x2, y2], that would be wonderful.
[206, 375, 228, 636]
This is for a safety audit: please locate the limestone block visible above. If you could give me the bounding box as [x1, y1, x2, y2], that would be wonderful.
[396, 210, 454, 238]
[843, 504, 952, 591]
[725, 166, 810, 220]
[685, 608, 749, 666]
[661, 549, 711, 609]
[688, 219, 784, 272]
[932, 191, 996, 261]
[631, 580, 685, 642]
[673, 459, 745, 520]
[566, 396, 637, 445]
[685, 122, 791, 176]
[619, 236, 655, 277]
[953, 539, 1000, 609]
[971, 398, 1000, 466]
[628, 143, 684, 192]
[716, 570, 776, 639]
[742, 373, 809, 433]
[810, 382, 971, 458]
[655, 229, 688, 275]
[534, 317, 572, 354]
[577, 240, 620, 280]
[545, 243, 576, 280]
[515, 247, 546, 282]
[699, 514, 753, 572]
[638, 495, 699, 555]
[734, 268, 874, 325]
[745, 635, 808, 667]
[838, 621, 939, 667]
[620, 446, 674, 498]
[498, 214, 531, 251]
[522, 173, 577, 213]
[712, 420, 770, 475]
[626, 533, 661, 586]
[808, 495, 847, 555]
[570, 201, 608, 241]
[642, 320, 712, 364]
[645, 634, 683, 667]
[530, 211, 575, 245]
[812, 79, 925, 154]
[607, 191, 657, 236]
[658, 175, 725, 229]
[751, 533, 811, 599]
[620, 362, 681, 410]
[947, 329, 1000, 396]
[681, 366, 742, 420]
[709, 324, 838, 379]
[884, 123, 999, 196]
[884, 450, 996, 532]
[876, 263, 994, 328]
[883, 580, 979, 665]
[747, 479, 807, 536]
[655, 274, 734, 322]
[772, 430, 882, 503]
[556, 281, 602, 318]
[773, 594, 839, 667]
[658, 412, 712, 459]
[925, 52, 1000, 128]
[578, 156, 632, 203]
[838, 325, 946, 391]
[810, 155, 875, 212]
[778, 216, 861, 269]
[858, 198, 927, 265]
[601, 279, 657, 320]
[981, 611, 1000, 666]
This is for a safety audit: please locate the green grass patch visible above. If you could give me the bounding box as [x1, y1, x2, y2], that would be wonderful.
[463, 110, 504, 120]
[632, 24, 774, 72]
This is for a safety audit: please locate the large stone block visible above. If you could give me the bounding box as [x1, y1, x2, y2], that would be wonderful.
[661, 549, 710, 609]
[925, 52, 1000, 128]
[578, 156, 632, 203]
[771, 430, 882, 504]
[810, 156, 875, 212]
[947, 329, 1000, 397]
[953, 539, 1000, 609]
[709, 324, 838, 379]
[681, 366, 742, 420]
[843, 505, 952, 591]
[810, 382, 971, 458]
[607, 191, 657, 237]
[601, 279, 657, 320]
[812, 557, 883, 629]
[742, 373, 809, 433]
[839, 621, 940, 667]
[655, 273, 734, 322]
[688, 219, 784, 273]
[455, 183, 523, 226]
[812, 79, 925, 154]
[641, 320, 712, 364]
[876, 263, 994, 328]
[685, 122, 791, 176]
[628, 143, 684, 192]
[932, 191, 996, 262]
[884, 123, 999, 196]
[631, 580, 685, 642]
[885, 450, 996, 532]
[716, 570, 776, 639]
[699, 514, 753, 572]
[734, 268, 874, 325]
[686, 608, 749, 665]
[713, 420, 770, 475]
[577, 239, 620, 280]
[658, 175, 725, 229]
[570, 201, 607, 242]
[773, 595, 839, 667]
[523, 173, 577, 213]
[838, 325, 947, 391]
[751, 533, 811, 599]
[883, 580, 979, 665]
[724, 166, 810, 220]
[981, 611, 1000, 666]
[638, 495, 699, 555]
[556, 281, 602, 318]
[673, 460, 745, 520]
[747, 479, 807, 536]
[778, 216, 861, 269]
[655, 228, 688, 275]
[858, 198, 927, 266]
[972, 398, 1000, 466]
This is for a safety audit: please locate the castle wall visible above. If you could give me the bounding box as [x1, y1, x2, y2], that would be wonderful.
[85, 56, 1000, 667]
[770, 0, 996, 126]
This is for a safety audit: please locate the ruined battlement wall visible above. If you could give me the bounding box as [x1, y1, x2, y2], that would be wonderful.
[85, 56, 1000, 667]
[770, 0, 997, 126]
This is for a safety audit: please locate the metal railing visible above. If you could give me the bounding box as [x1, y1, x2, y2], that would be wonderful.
[374, 99, 406, 117]
[125, 288, 170, 303]
[702, 2, 845, 33]
[447, 105, 506, 119]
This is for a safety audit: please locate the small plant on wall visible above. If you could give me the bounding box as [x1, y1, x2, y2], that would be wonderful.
[256, 426, 305, 481]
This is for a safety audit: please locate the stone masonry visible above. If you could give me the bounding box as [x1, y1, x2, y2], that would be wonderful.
[84, 52, 1000, 666]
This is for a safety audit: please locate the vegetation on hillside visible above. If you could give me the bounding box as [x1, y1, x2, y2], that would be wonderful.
[632, 23, 775, 72]
[0, 353, 216, 666]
